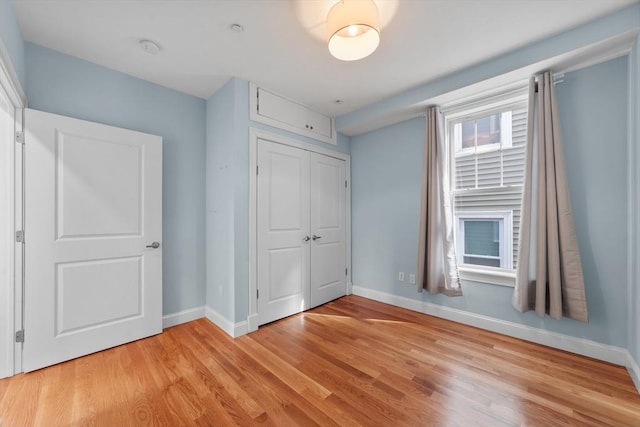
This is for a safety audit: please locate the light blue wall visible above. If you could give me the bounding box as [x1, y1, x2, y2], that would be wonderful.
[0, 0, 25, 89]
[556, 57, 628, 345]
[25, 43, 207, 316]
[337, 3, 640, 135]
[205, 77, 350, 323]
[351, 57, 629, 347]
[206, 79, 237, 320]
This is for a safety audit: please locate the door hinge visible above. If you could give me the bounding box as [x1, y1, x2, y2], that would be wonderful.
[15, 330, 24, 343]
[15, 230, 24, 243]
[345, 180, 347, 188]
[257, 289, 259, 299]
[15, 131, 24, 144]
[345, 267, 348, 276]
[256, 165, 259, 175]
[256, 89, 259, 113]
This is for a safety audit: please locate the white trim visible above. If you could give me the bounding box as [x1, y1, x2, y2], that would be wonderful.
[248, 129, 258, 333]
[233, 321, 248, 337]
[352, 285, 631, 367]
[443, 90, 528, 121]
[454, 184, 524, 196]
[0, 38, 25, 379]
[162, 306, 205, 329]
[249, 83, 337, 145]
[0, 90, 15, 380]
[247, 313, 259, 333]
[251, 128, 350, 161]
[459, 265, 516, 287]
[205, 306, 248, 338]
[248, 128, 351, 331]
[0, 39, 26, 107]
[626, 351, 640, 394]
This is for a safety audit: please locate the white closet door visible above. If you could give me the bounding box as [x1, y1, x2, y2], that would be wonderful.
[309, 152, 346, 307]
[23, 109, 162, 372]
[257, 139, 310, 325]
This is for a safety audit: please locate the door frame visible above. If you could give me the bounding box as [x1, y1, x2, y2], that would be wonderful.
[248, 128, 351, 332]
[0, 40, 27, 379]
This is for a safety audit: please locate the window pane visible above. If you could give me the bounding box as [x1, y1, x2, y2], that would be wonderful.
[461, 121, 475, 149]
[476, 114, 501, 147]
[464, 220, 499, 257]
[459, 113, 501, 151]
[463, 256, 501, 268]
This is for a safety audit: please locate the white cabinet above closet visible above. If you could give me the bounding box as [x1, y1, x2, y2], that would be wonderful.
[250, 83, 337, 145]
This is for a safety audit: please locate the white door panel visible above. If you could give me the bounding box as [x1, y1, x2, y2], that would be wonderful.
[23, 108, 162, 372]
[257, 140, 309, 325]
[56, 133, 143, 238]
[310, 153, 346, 307]
[257, 140, 346, 326]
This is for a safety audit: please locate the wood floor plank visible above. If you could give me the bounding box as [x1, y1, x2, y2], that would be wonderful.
[1, 295, 639, 426]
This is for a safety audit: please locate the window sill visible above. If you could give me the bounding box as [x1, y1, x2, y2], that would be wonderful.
[459, 265, 515, 287]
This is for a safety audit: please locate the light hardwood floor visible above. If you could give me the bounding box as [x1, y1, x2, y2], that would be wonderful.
[1, 295, 639, 426]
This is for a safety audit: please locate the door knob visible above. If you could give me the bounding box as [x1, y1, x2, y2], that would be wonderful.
[146, 241, 160, 249]
[302, 236, 311, 242]
[312, 235, 322, 241]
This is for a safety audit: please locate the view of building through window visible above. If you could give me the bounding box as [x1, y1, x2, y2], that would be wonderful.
[460, 113, 502, 150]
[447, 101, 527, 275]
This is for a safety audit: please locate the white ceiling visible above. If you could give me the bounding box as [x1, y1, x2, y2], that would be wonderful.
[12, 0, 638, 116]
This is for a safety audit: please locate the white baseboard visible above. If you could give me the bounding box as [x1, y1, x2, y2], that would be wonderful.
[205, 306, 248, 338]
[247, 314, 259, 333]
[233, 320, 248, 337]
[162, 306, 205, 329]
[627, 351, 640, 393]
[352, 285, 631, 367]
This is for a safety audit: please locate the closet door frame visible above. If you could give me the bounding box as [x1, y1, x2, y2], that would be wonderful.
[248, 128, 351, 333]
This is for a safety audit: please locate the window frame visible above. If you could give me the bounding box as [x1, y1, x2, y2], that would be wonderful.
[454, 111, 513, 158]
[443, 90, 528, 287]
[455, 210, 513, 270]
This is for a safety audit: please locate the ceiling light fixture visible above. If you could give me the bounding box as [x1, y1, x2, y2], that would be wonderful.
[139, 39, 161, 55]
[327, 0, 380, 61]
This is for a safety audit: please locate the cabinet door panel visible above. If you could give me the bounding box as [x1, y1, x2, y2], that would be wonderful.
[256, 87, 334, 141]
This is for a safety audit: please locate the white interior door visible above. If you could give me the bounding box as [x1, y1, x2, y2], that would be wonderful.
[309, 152, 346, 307]
[256, 139, 347, 326]
[257, 139, 310, 325]
[23, 108, 162, 372]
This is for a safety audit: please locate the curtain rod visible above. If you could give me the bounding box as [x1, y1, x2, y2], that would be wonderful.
[534, 73, 565, 92]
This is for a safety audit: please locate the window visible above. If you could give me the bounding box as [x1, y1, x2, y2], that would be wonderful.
[455, 111, 511, 158]
[445, 93, 527, 285]
[456, 211, 513, 269]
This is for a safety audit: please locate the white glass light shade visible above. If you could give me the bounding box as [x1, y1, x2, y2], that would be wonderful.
[327, 0, 380, 61]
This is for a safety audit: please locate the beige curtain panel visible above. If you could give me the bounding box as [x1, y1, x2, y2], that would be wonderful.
[512, 72, 588, 322]
[417, 106, 462, 296]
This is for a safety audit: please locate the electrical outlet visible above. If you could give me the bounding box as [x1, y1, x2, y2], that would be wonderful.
[398, 271, 405, 281]
[409, 274, 416, 284]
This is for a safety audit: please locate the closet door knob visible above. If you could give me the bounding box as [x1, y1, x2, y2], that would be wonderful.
[312, 235, 322, 241]
[302, 236, 311, 242]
